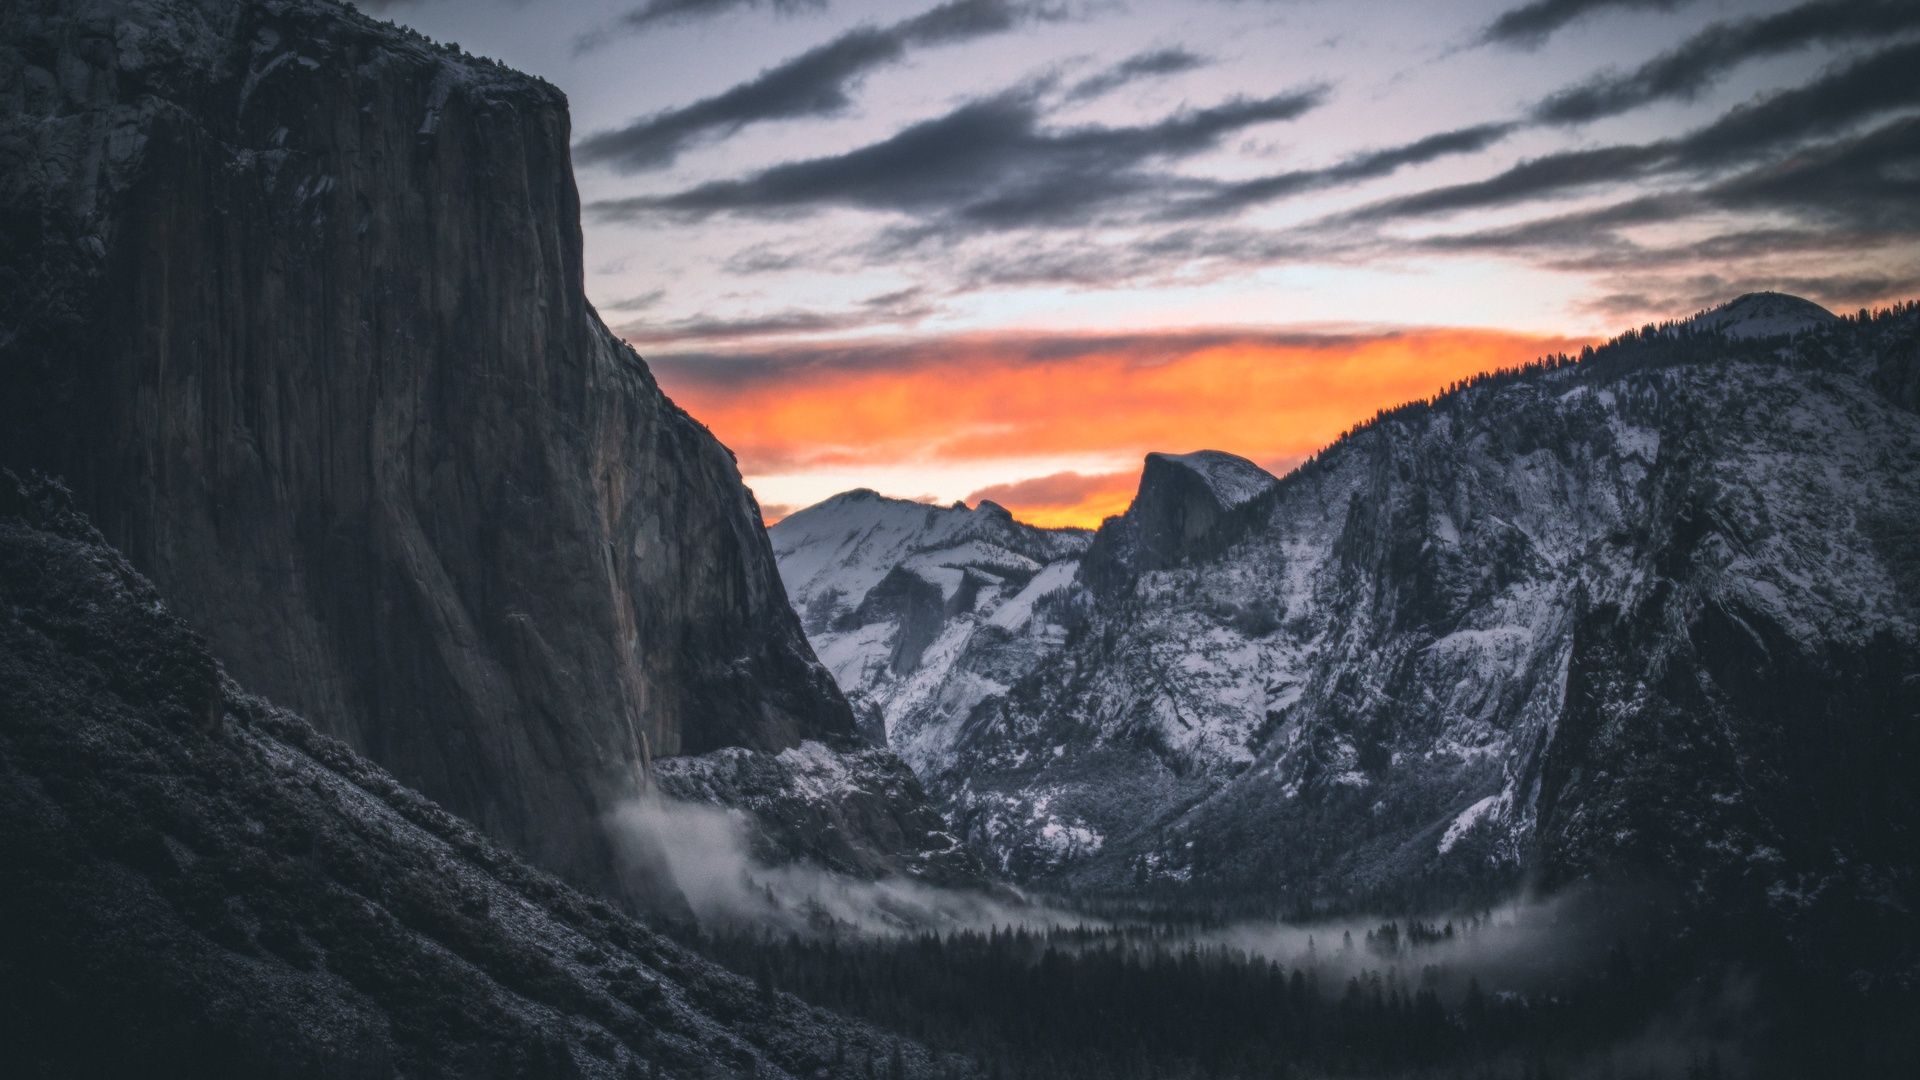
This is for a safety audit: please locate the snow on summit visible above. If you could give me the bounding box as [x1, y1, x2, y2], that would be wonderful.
[1685, 292, 1837, 340]
[771, 490, 1087, 631]
[1151, 451, 1279, 509]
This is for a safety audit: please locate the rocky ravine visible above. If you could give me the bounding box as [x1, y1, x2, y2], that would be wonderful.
[776, 295, 1920, 923]
[0, 0, 962, 898]
[0, 475, 964, 1079]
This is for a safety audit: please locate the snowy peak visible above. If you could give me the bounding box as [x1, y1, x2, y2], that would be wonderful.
[1686, 292, 1836, 340]
[1147, 450, 1279, 510]
[1084, 450, 1279, 585]
[770, 489, 1089, 636]
[770, 488, 1095, 763]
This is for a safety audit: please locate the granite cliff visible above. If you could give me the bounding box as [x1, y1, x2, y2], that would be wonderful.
[0, 0, 865, 897]
[0, 474, 961, 1079]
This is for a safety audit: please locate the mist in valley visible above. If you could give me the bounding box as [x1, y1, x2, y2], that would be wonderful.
[606, 792, 1806, 1078]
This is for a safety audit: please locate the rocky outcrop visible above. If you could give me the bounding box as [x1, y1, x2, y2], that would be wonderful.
[0, 474, 959, 1079]
[769, 491, 1092, 772]
[778, 299, 1920, 916]
[948, 301, 1920, 908]
[1082, 450, 1278, 593]
[0, 0, 854, 898]
[652, 741, 988, 887]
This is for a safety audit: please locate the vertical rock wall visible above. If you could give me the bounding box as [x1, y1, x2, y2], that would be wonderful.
[0, 0, 855, 896]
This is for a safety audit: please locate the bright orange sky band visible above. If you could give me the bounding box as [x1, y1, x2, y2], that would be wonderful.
[648, 328, 1595, 528]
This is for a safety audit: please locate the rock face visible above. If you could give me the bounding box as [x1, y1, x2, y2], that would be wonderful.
[652, 741, 986, 887]
[0, 475, 959, 1080]
[1081, 450, 1278, 593]
[0, 0, 854, 897]
[770, 491, 1091, 770]
[777, 298, 1920, 913]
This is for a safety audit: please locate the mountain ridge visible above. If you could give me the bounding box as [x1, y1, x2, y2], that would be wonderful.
[774, 295, 1920, 921]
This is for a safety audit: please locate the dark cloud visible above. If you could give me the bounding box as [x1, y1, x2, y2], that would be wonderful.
[941, 102, 1918, 293]
[1163, 122, 1518, 219]
[618, 310, 881, 344]
[1705, 112, 1920, 231]
[574, 0, 1049, 171]
[1346, 40, 1920, 223]
[1545, 227, 1907, 271]
[1482, 0, 1693, 47]
[615, 288, 933, 344]
[1398, 112, 1920, 274]
[588, 85, 1326, 229]
[1065, 47, 1209, 101]
[1534, 0, 1920, 124]
[649, 330, 1281, 383]
[605, 0, 825, 38]
[599, 289, 667, 311]
[1585, 267, 1920, 319]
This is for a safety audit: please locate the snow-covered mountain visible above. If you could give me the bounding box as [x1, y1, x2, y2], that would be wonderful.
[775, 295, 1920, 917]
[771, 492, 1091, 768]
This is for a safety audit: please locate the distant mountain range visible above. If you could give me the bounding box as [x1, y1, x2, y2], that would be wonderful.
[775, 293, 1920, 928]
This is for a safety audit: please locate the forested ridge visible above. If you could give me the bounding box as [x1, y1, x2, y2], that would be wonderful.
[692, 901, 1917, 1079]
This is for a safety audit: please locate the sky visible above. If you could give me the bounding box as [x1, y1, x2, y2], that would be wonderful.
[369, 0, 1920, 525]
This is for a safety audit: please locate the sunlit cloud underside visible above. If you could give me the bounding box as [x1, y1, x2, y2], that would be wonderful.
[374, 0, 1920, 524]
[648, 327, 1592, 527]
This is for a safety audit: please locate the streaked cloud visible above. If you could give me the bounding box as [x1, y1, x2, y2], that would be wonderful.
[590, 84, 1326, 228]
[1162, 122, 1519, 221]
[1344, 41, 1920, 225]
[1065, 47, 1209, 102]
[580, 0, 827, 49]
[383, 0, 1919, 515]
[614, 287, 933, 344]
[1532, 0, 1920, 124]
[574, 0, 1056, 170]
[1482, 0, 1694, 47]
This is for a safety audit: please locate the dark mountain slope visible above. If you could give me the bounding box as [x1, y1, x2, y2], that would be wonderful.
[952, 300, 1920, 911]
[773, 298, 1920, 922]
[0, 0, 857, 896]
[0, 474, 958, 1079]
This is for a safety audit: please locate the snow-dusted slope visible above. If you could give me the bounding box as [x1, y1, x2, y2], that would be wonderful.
[937, 299, 1920, 905]
[1155, 451, 1279, 509]
[1685, 291, 1838, 340]
[0, 475, 959, 1079]
[770, 492, 1091, 770]
[779, 298, 1920, 915]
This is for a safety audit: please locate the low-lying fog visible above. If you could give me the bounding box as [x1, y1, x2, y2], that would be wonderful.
[608, 792, 1622, 995]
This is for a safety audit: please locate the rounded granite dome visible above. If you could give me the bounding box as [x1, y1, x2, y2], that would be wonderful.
[1686, 291, 1838, 340]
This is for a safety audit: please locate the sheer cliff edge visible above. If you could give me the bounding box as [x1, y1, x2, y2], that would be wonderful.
[0, 0, 868, 897]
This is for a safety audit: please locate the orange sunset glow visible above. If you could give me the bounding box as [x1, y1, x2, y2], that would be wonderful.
[648, 328, 1594, 528]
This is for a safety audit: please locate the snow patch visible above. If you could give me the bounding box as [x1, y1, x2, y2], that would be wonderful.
[1439, 796, 1500, 855]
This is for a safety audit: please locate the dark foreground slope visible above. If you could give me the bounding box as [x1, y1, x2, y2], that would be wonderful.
[0, 0, 856, 895]
[0, 475, 957, 1080]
